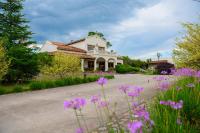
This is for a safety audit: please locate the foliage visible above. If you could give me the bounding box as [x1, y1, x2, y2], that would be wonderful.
[88, 31, 112, 47]
[36, 52, 53, 68]
[29, 75, 114, 90]
[173, 21, 200, 69]
[122, 56, 148, 69]
[40, 52, 81, 79]
[155, 62, 174, 74]
[0, 0, 34, 49]
[3, 45, 39, 82]
[115, 64, 140, 74]
[149, 77, 200, 132]
[0, 39, 9, 80]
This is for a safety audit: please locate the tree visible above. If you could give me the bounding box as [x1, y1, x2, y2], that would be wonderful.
[3, 46, 39, 82]
[41, 53, 81, 79]
[0, 39, 9, 80]
[0, 0, 34, 50]
[173, 21, 200, 69]
[88, 31, 112, 48]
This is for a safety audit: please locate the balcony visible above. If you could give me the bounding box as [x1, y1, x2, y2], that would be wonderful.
[87, 50, 117, 56]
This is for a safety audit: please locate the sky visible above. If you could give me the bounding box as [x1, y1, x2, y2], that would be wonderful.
[24, 0, 200, 60]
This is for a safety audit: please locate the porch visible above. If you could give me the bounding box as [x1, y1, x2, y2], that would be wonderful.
[81, 57, 116, 72]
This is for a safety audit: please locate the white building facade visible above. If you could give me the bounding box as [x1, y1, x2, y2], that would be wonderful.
[40, 35, 123, 72]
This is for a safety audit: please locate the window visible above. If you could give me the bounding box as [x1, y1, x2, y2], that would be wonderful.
[87, 45, 95, 51]
[98, 47, 105, 51]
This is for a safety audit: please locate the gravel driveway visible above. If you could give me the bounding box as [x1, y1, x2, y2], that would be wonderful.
[0, 74, 165, 133]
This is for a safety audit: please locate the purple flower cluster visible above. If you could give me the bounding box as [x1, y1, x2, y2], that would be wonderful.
[97, 100, 109, 108]
[186, 83, 195, 88]
[97, 77, 108, 86]
[127, 120, 143, 133]
[64, 98, 86, 110]
[128, 86, 144, 98]
[159, 81, 171, 91]
[160, 100, 183, 109]
[161, 70, 168, 75]
[76, 128, 84, 133]
[153, 76, 167, 81]
[195, 71, 200, 78]
[134, 106, 150, 121]
[119, 85, 130, 94]
[90, 95, 101, 104]
[172, 68, 195, 77]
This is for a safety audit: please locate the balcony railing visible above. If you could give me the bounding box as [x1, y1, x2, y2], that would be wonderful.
[87, 50, 117, 56]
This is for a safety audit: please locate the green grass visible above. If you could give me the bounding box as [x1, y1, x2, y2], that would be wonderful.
[0, 75, 114, 95]
[149, 77, 200, 133]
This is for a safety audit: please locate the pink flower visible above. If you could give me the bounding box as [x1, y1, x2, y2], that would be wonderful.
[97, 77, 108, 86]
[76, 128, 84, 133]
[90, 95, 101, 104]
[195, 71, 200, 78]
[127, 121, 143, 133]
[98, 101, 108, 108]
[159, 81, 170, 91]
[119, 85, 130, 94]
[161, 71, 168, 75]
[153, 76, 167, 81]
[64, 98, 86, 110]
[160, 100, 183, 110]
[186, 83, 195, 88]
[173, 68, 196, 77]
[134, 106, 150, 121]
[128, 91, 140, 97]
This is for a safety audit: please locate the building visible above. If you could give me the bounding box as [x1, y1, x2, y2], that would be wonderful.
[40, 35, 123, 71]
[149, 60, 169, 69]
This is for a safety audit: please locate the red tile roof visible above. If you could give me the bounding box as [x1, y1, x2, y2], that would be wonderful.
[50, 41, 86, 53]
[65, 38, 85, 45]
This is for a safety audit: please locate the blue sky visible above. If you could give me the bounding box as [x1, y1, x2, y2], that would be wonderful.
[24, 0, 200, 59]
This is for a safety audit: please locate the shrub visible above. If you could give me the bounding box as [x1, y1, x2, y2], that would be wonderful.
[115, 64, 140, 74]
[40, 53, 81, 79]
[30, 82, 45, 90]
[54, 79, 65, 87]
[155, 62, 174, 74]
[0, 87, 6, 95]
[13, 86, 23, 93]
[43, 81, 55, 88]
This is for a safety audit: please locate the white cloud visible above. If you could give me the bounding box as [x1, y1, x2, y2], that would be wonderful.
[105, 0, 199, 58]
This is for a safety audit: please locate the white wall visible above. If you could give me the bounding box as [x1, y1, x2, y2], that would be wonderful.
[40, 41, 57, 52]
[86, 35, 107, 49]
[70, 41, 87, 51]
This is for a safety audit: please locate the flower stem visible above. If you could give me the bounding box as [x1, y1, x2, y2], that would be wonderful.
[79, 110, 89, 133]
[74, 109, 82, 129]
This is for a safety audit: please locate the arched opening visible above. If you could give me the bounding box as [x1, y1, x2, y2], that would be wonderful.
[96, 57, 106, 71]
[108, 58, 116, 70]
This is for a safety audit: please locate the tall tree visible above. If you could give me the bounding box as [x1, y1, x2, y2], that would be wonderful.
[0, 0, 34, 50]
[173, 21, 200, 69]
[0, 0, 38, 82]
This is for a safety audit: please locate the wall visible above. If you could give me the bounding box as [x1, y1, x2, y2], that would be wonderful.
[40, 41, 57, 52]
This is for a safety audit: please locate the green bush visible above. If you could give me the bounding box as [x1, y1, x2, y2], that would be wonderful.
[115, 64, 140, 74]
[149, 77, 200, 132]
[13, 86, 23, 92]
[0, 87, 6, 95]
[30, 82, 45, 90]
[44, 81, 55, 88]
[54, 79, 65, 87]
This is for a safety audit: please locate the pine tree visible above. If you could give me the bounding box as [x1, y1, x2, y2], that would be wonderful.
[0, 0, 34, 50]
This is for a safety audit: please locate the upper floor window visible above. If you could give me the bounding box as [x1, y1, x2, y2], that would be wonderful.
[98, 47, 105, 51]
[87, 45, 95, 51]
